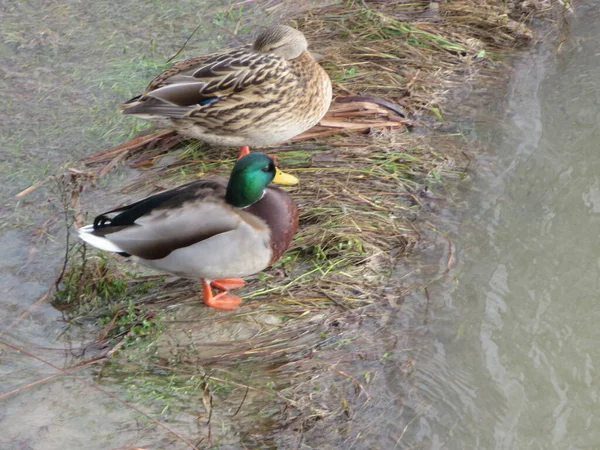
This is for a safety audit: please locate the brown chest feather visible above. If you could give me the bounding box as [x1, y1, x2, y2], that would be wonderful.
[245, 187, 299, 264]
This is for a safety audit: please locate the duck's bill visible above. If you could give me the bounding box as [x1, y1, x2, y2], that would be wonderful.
[273, 168, 299, 186]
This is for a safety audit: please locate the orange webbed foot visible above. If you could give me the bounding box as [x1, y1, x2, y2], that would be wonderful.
[202, 279, 242, 310]
[237, 146, 250, 159]
[205, 292, 242, 310]
[211, 278, 246, 291]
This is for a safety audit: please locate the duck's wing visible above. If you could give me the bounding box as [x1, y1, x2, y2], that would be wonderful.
[121, 47, 293, 119]
[90, 180, 243, 260]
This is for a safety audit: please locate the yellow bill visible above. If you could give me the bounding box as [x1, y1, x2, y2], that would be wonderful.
[272, 167, 299, 186]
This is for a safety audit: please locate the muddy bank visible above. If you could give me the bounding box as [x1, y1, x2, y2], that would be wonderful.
[1, 1, 570, 449]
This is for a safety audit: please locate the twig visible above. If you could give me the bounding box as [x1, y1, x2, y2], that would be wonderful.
[336, 95, 407, 117]
[331, 368, 371, 400]
[445, 235, 456, 272]
[166, 22, 203, 63]
[233, 383, 250, 417]
[0, 356, 105, 401]
[98, 149, 129, 177]
[15, 175, 55, 198]
[0, 338, 199, 449]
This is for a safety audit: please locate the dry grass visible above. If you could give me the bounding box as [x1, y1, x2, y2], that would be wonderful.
[76, 0, 542, 314]
[46, 0, 565, 447]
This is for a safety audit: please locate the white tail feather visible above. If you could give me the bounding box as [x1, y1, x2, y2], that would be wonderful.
[78, 225, 125, 253]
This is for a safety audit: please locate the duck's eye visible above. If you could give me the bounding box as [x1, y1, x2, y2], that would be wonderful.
[263, 162, 276, 172]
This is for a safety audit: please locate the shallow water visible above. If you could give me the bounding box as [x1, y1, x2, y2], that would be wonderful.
[393, 4, 600, 449]
[0, 2, 281, 448]
[288, 7, 600, 448]
[3, 1, 598, 449]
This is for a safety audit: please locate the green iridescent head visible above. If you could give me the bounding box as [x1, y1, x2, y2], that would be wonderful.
[225, 153, 298, 207]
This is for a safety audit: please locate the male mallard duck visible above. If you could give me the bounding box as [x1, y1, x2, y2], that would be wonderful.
[78, 153, 299, 310]
[121, 25, 332, 159]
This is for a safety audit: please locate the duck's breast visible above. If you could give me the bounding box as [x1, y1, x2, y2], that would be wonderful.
[245, 186, 299, 264]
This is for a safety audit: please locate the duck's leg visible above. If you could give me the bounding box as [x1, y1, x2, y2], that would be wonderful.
[237, 146, 250, 159]
[201, 279, 242, 310]
[211, 278, 246, 291]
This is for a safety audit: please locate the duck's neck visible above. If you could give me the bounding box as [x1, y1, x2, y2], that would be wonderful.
[225, 182, 265, 208]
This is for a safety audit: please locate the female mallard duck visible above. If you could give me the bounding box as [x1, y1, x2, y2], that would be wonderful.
[120, 25, 332, 159]
[78, 153, 299, 310]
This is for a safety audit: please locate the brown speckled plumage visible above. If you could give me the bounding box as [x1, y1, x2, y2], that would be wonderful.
[121, 25, 332, 148]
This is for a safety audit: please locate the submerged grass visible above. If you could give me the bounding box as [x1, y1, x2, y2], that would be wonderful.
[53, 248, 165, 348]
[45, 0, 565, 446]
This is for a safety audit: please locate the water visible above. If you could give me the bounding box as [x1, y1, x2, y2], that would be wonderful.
[400, 5, 600, 449]
[0, 2, 275, 448]
[2, 1, 335, 447]
[2, 0, 598, 448]
[291, 8, 600, 446]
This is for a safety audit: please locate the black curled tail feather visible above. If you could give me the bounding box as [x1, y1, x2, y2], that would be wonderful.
[93, 215, 113, 229]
